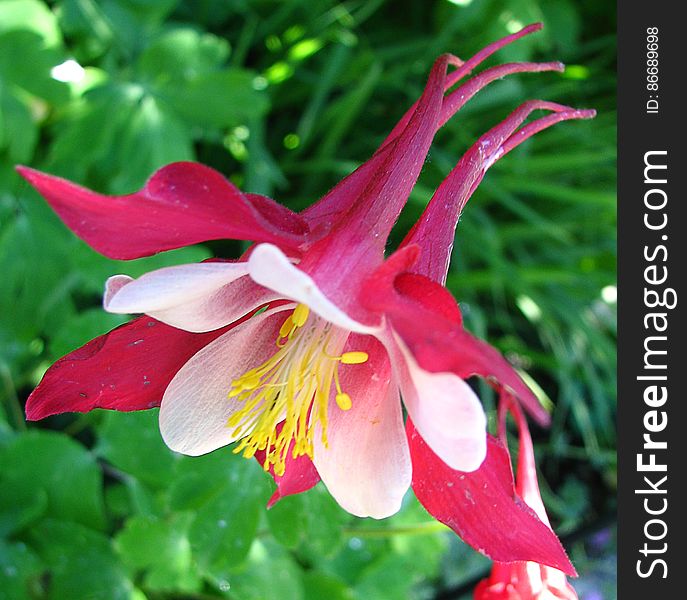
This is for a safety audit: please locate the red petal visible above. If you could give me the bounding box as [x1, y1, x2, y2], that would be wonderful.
[265, 457, 321, 508]
[17, 163, 309, 260]
[408, 422, 575, 576]
[300, 53, 457, 257]
[393, 272, 463, 326]
[381, 24, 545, 146]
[406, 324, 549, 426]
[26, 316, 232, 420]
[302, 24, 551, 235]
[362, 255, 548, 425]
[403, 101, 595, 283]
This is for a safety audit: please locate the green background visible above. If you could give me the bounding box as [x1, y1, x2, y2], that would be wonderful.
[0, 0, 616, 598]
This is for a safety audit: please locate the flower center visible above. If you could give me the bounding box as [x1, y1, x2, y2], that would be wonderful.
[227, 304, 368, 475]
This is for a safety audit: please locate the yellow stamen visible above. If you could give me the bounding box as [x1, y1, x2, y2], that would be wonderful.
[340, 351, 369, 365]
[292, 303, 310, 326]
[225, 304, 367, 474]
[335, 393, 352, 410]
[278, 316, 294, 338]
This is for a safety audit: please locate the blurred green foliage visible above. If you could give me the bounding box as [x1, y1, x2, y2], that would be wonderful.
[0, 0, 615, 598]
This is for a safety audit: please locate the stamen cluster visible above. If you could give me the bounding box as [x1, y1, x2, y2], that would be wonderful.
[227, 305, 368, 474]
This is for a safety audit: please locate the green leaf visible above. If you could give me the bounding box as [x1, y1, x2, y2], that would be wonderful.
[105, 477, 158, 520]
[115, 514, 202, 593]
[0, 29, 68, 162]
[319, 498, 449, 595]
[110, 93, 194, 192]
[95, 410, 178, 489]
[0, 393, 14, 445]
[0, 484, 47, 537]
[386, 497, 449, 576]
[0, 30, 68, 102]
[224, 539, 304, 600]
[267, 485, 349, 557]
[541, 0, 581, 54]
[169, 450, 270, 577]
[353, 552, 424, 600]
[0, 83, 37, 163]
[56, 0, 178, 61]
[137, 27, 230, 82]
[302, 572, 354, 600]
[300, 487, 350, 557]
[54, 0, 115, 61]
[162, 70, 269, 128]
[0, 0, 62, 47]
[0, 203, 79, 371]
[0, 431, 105, 530]
[28, 519, 134, 600]
[265, 493, 302, 548]
[136, 28, 269, 128]
[48, 83, 193, 193]
[0, 540, 44, 600]
[110, 0, 179, 24]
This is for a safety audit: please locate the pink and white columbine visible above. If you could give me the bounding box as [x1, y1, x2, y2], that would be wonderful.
[19, 25, 593, 573]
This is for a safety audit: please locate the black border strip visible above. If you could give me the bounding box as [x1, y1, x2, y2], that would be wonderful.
[618, 3, 686, 597]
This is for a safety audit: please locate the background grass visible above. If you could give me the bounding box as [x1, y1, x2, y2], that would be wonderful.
[0, 1, 616, 598]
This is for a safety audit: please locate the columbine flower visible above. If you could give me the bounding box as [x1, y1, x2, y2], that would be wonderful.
[19, 24, 592, 570]
[473, 395, 579, 599]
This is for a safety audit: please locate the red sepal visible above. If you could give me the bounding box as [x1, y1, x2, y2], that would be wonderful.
[408, 421, 575, 576]
[17, 163, 309, 260]
[26, 316, 231, 420]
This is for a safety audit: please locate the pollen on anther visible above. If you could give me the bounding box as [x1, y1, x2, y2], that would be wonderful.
[292, 304, 310, 326]
[340, 351, 369, 365]
[242, 376, 261, 389]
[336, 392, 352, 410]
[279, 316, 294, 338]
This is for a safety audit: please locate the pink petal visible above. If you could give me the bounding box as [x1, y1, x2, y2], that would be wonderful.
[25, 316, 233, 420]
[247, 244, 380, 333]
[407, 422, 576, 576]
[389, 332, 486, 472]
[313, 335, 411, 518]
[104, 262, 278, 332]
[16, 162, 309, 260]
[361, 245, 462, 325]
[478, 398, 580, 597]
[159, 307, 290, 456]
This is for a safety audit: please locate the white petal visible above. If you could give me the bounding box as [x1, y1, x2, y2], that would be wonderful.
[104, 262, 278, 332]
[391, 332, 487, 472]
[247, 243, 379, 334]
[103, 274, 132, 307]
[105, 262, 248, 312]
[159, 307, 290, 456]
[313, 341, 411, 519]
